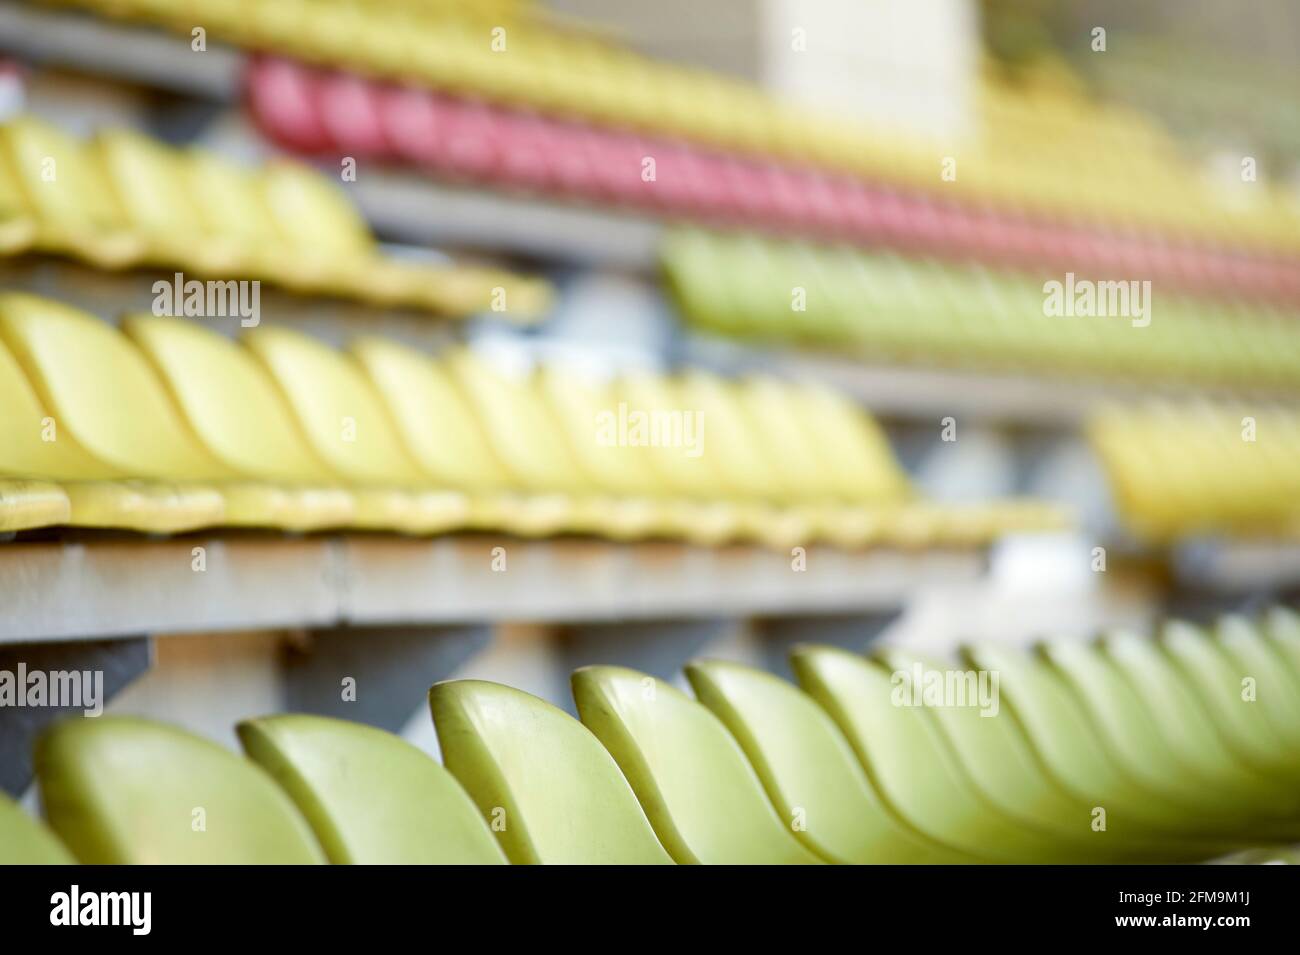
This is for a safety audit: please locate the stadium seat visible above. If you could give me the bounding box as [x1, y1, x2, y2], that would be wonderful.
[35, 717, 326, 864]
[789, 645, 1090, 862]
[0, 295, 226, 533]
[1040, 637, 1300, 838]
[428, 679, 673, 864]
[124, 314, 356, 532]
[243, 325, 469, 533]
[874, 646, 1179, 862]
[572, 665, 823, 864]
[962, 641, 1267, 852]
[238, 714, 506, 864]
[685, 658, 978, 863]
[0, 792, 74, 864]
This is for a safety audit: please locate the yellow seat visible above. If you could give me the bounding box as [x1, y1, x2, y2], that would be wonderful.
[351, 335, 567, 536]
[0, 116, 145, 269]
[0, 295, 225, 533]
[243, 325, 467, 533]
[95, 128, 247, 274]
[124, 314, 355, 531]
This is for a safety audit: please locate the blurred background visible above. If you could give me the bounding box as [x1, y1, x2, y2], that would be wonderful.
[0, 0, 1298, 791]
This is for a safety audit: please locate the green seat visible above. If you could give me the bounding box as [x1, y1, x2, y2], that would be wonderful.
[572, 665, 822, 864]
[428, 679, 672, 864]
[1101, 628, 1300, 811]
[1042, 636, 1300, 841]
[1214, 615, 1300, 759]
[961, 641, 1245, 856]
[238, 714, 506, 865]
[1161, 620, 1300, 785]
[0, 792, 74, 864]
[874, 647, 1175, 862]
[35, 716, 326, 864]
[790, 645, 1084, 862]
[686, 658, 976, 863]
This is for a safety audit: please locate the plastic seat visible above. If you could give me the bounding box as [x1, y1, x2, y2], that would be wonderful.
[789, 644, 1086, 862]
[572, 665, 822, 864]
[94, 128, 248, 274]
[124, 314, 355, 531]
[1040, 636, 1300, 839]
[238, 714, 506, 864]
[244, 325, 468, 534]
[35, 716, 326, 864]
[1161, 621, 1300, 783]
[2, 295, 325, 530]
[685, 658, 976, 863]
[353, 336, 570, 536]
[874, 647, 1199, 862]
[1213, 615, 1300, 757]
[0, 116, 145, 268]
[0, 792, 74, 864]
[1102, 627, 1300, 799]
[0, 294, 226, 533]
[961, 641, 1250, 854]
[428, 679, 673, 864]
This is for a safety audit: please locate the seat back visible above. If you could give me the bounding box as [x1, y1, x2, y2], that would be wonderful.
[428, 680, 671, 864]
[1040, 638, 1225, 794]
[1215, 615, 1300, 755]
[36, 716, 325, 864]
[95, 129, 204, 239]
[572, 665, 821, 864]
[124, 314, 331, 484]
[0, 116, 131, 236]
[536, 365, 663, 498]
[0, 325, 123, 481]
[686, 658, 972, 863]
[238, 714, 505, 864]
[1162, 620, 1300, 773]
[790, 645, 1060, 862]
[260, 161, 376, 259]
[0, 793, 74, 864]
[874, 646, 1119, 855]
[244, 325, 425, 486]
[443, 349, 594, 495]
[0, 294, 233, 481]
[1102, 629, 1296, 785]
[351, 336, 513, 490]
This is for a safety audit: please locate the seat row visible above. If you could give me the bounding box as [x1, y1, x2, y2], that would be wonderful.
[1089, 403, 1300, 542]
[663, 229, 1300, 391]
[6, 608, 1300, 864]
[0, 292, 1062, 543]
[0, 116, 549, 319]
[244, 57, 1300, 307]
[50, 0, 1300, 247]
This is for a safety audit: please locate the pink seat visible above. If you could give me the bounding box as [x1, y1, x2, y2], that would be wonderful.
[317, 71, 390, 156]
[245, 56, 331, 153]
